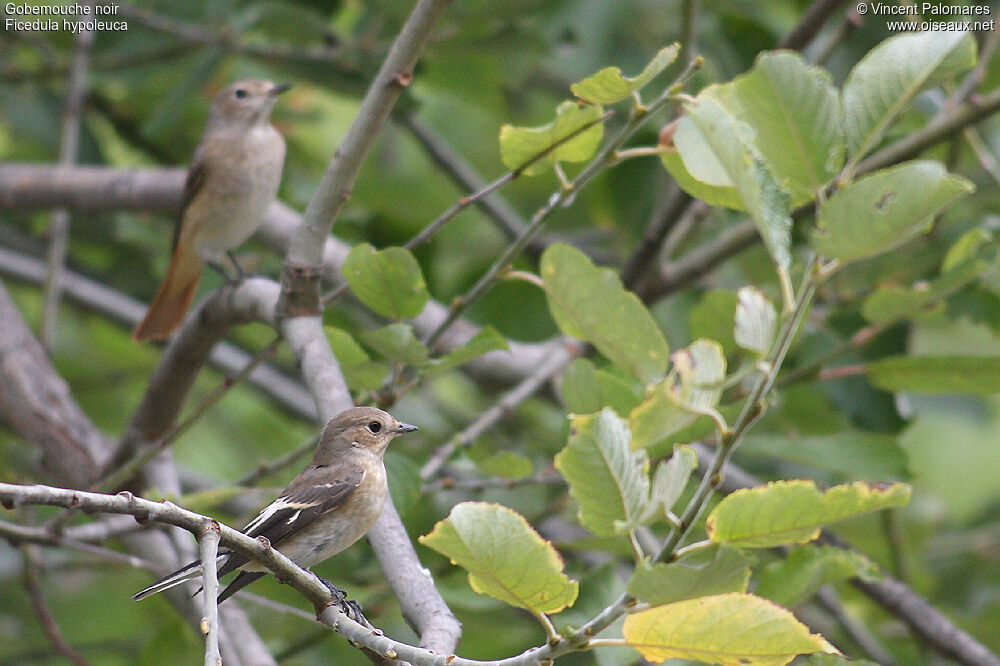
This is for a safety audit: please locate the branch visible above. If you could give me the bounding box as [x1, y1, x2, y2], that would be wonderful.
[0, 279, 108, 486]
[0, 164, 556, 385]
[0, 517, 155, 570]
[859, 84, 1000, 174]
[285, 0, 453, 273]
[777, 0, 850, 50]
[115, 3, 357, 71]
[21, 544, 91, 666]
[0, 244, 317, 421]
[0, 483, 464, 666]
[109, 278, 283, 484]
[41, 1, 95, 348]
[199, 521, 222, 666]
[420, 341, 579, 481]
[691, 444, 1000, 666]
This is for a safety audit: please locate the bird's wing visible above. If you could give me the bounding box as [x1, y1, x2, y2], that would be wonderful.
[171, 145, 208, 252]
[217, 464, 365, 578]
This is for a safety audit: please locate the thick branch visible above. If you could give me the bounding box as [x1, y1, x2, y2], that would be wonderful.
[285, 0, 453, 271]
[0, 164, 554, 385]
[0, 280, 108, 486]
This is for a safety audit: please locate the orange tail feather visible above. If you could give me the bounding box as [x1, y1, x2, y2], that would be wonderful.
[133, 242, 204, 341]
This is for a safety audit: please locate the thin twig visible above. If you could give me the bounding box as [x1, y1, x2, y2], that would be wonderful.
[322, 111, 613, 305]
[778, 0, 850, 50]
[815, 586, 897, 665]
[0, 518, 155, 570]
[41, 1, 95, 348]
[420, 342, 578, 480]
[403, 112, 614, 251]
[235, 435, 319, 487]
[95, 335, 282, 495]
[21, 544, 92, 666]
[400, 112, 537, 246]
[116, 3, 354, 69]
[199, 521, 222, 666]
[423, 62, 701, 350]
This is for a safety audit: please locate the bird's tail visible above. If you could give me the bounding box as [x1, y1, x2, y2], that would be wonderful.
[132, 559, 203, 601]
[133, 239, 204, 341]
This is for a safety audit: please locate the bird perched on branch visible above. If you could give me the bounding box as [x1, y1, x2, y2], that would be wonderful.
[132, 407, 417, 604]
[133, 79, 289, 341]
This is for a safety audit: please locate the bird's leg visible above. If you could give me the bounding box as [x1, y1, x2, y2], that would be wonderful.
[317, 577, 367, 626]
[226, 250, 249, 280]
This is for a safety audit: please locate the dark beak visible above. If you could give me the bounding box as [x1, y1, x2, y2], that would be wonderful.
[396, 422, 418, 434]
[271, 83, 292, 96]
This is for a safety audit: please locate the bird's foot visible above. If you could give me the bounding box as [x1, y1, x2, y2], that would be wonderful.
[226, 250, 251, 281]
[317, 577, 367, 626]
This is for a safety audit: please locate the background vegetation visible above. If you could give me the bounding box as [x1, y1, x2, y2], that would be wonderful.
[1, 1, 999, 664]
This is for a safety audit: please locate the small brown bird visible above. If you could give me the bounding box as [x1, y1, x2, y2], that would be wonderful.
[133, 79, 289, 341]
[132, 407, 417, 603]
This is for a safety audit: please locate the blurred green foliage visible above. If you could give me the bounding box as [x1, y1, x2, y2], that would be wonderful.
[1, 0, 1000, 664]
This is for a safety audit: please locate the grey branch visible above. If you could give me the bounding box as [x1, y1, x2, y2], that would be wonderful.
[287, 0, 454, 268]
[199, 521, 223, 666]
[0, 278, 275, 665]
[0, 280, 109, 486]
[0, 163, 554, 385]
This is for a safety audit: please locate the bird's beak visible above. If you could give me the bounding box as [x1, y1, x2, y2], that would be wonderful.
[395, 422, 418, 433]
[271, 83, 292, 96]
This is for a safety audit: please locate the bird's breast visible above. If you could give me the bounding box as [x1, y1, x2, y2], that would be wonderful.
[183, 126, 286, 253]
[274, 463, 388, 569]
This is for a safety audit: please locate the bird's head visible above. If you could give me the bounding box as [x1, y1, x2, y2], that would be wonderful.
[314, 406, 418, 462]
[209, 79, 290, 129]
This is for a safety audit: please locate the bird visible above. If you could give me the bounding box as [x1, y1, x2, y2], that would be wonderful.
[132, 407, 417, 604]
[133, 79, 289, 341]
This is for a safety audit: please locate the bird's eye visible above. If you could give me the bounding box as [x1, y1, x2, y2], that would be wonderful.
[234, 88, 248, 99]
[366, 421, 382, 434]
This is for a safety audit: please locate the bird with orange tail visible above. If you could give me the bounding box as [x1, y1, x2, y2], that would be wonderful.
[133, 79, 289, 341]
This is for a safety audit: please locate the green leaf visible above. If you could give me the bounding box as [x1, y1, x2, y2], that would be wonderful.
[325, 326, 388, 391]
[862, 230, 994, 324]
[570, 44, 679, 104]
[810, 160, 974, 264]
[735, 286, 777, 355]
[725, 51, 844, 205]
[623, 593, 839, 665]
[707, 480, 912, 548]
[627, 546, 752, 606]
[499, 100, 604, 175]
[684, 94, 792, 273]
[342, 244, 429, 319]
[361, 323, 429, 364]
[756, 545, 880, 608]
[659, 148, 745, 210]
[668, 339, 727, 415]
[628, 340, 727, 449]
[866, 355, 1000, 394]
[640, 444, 698, 523]
[843, 31, 977, 157]
[560, 358, 643, 417]
[554, 408, 649, 536]
[418, 502, 578, 614]
[542, 244, 669, 383]
[426, 326, 508, 375]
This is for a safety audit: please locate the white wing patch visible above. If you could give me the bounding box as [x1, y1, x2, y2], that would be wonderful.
[243, 497, 288, 533]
